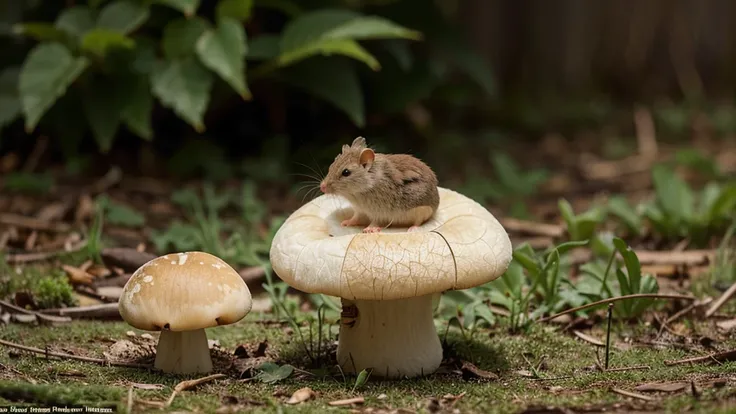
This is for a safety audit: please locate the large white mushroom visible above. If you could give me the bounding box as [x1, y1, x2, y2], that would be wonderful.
[119, 251, 252, 374]
[269, 187, 512, 378]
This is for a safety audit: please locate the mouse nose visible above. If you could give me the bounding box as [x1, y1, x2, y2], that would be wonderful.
[320, 182, 326, 193]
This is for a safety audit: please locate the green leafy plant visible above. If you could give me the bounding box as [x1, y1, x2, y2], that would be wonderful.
[461, 152, 548, 218]
[439, 289, 497, 339]
[643, 164, 736, 245]
[254, 362, 294, 384]
[150, 180, 283, 267]
[95, 194, 145, 227]
[3, 0, 437, 152]
[482, 240, 587, 332]
[558, 199, 607, 242]
[606, 196, 644, 238]
[577, 237, 659, 319]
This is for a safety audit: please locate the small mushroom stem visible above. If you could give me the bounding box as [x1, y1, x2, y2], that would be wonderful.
[154, 329, 213, 374]
[337, 294, 442, 379]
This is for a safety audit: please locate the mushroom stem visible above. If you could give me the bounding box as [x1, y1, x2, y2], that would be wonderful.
[154, 329, 213, 374]
[337, 294, 442, 378]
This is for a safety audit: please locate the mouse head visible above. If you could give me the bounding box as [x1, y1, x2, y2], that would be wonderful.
[320, 137, 376, 196]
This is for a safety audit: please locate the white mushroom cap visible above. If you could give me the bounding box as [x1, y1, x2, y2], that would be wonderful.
[269, 187, 512, 300]
[119, 251, 253, 331]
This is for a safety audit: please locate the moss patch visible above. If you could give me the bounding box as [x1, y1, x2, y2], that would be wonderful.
[1, 316, 734, 413]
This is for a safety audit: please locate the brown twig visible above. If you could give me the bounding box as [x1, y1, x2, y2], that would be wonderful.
[0, 338, 150, 369]
[536, 294, 697, 323]
[633, 106, 658, 160]
[165, 374, 226, 407]
[500, 217, 564, 238]
[611, 388, 656, 402]
[666, 297, 712, 326]
[328, 397, 365, 407]
[656, 297, 713, 339]
[88, 166, 123, 195]
[22, 135, 49, 173]
[572, 330, 604, 347]
[0, 300, 71, 325]
[633, 249, 714, 266]
[0, 213, 70, 232]
[95, 273, 133, 288]
[0, 362, 38, 384]
[664, 350, 736, 366]
[5, 238, 88, 264]
[39, 303, 121, 319]
[705, 282, 736, 318]
[601, 365, 651, 373]
[126, 386, 134, 414]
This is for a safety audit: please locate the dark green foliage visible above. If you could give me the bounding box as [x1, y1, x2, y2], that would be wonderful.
[2, 172, 54, 194]
[0, 0, 493, 153]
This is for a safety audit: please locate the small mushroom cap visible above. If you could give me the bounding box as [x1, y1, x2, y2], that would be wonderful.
[269, 187, 512, 300]
[119, 251, 252, 331]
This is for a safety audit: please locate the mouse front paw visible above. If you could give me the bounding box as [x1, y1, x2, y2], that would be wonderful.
[341, 218, 360, 227]
[407, 225, 421, 233]
[362, 226, 382, 233]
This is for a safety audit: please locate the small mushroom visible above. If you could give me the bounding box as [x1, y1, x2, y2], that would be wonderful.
[118, 251, 252, 374]
[269, 187, 512, 378]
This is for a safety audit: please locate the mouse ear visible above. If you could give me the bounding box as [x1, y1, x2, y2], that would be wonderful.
[352, 137, 367, 149]
[359, 148, 375, 170]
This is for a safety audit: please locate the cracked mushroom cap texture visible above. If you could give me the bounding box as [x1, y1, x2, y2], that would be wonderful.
[269, 187, 513, 300]
[119, 251, 253, 331]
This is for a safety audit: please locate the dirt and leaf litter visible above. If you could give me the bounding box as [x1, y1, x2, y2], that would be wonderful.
[1, 141, 736, 412]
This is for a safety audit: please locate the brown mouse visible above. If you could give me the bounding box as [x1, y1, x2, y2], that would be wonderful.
[319, 137, 440, 233]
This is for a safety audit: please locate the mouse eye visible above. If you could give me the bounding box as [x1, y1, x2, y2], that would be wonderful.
[341, 169, 351, 177]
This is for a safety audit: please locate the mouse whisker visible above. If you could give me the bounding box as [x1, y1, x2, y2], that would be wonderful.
[294, 161, 325, 181]
[299, 184, 321, 204]
[290, 173, 323, 182]
[293, 183, 318, 196]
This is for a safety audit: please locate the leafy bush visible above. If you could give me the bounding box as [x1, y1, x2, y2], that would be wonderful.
[149, 180, 281, 267]
[0, 0, 494, 153]
[439, 233, 659, 333]
[461, 151, 548, 218]
[604, 163, 736, 246]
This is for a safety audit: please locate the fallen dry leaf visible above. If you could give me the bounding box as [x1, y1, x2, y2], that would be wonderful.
[635, 382, 688, 393]
[75, 194, 94, 223]
[62, 264, 95, 285]
[716, 318, 736, 332]
[36, 201, 70, 222]
[79, 260, 93, 272]
[286, 387, 315, 404]
[460, 361, 498, 381]
[328, 397, 364, 407]
[166, 374, 226, 407]
[24, 231, 38, 250]
[515, 370, 535, 378]
[87, 265, 112, 278]
[131, 383, 165, 390]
